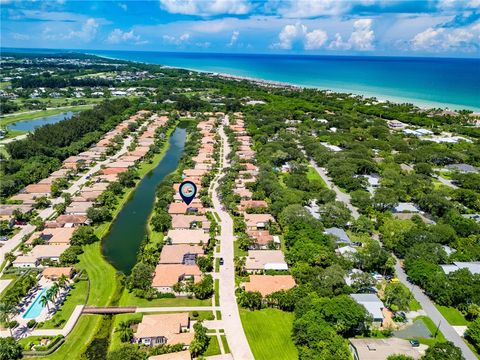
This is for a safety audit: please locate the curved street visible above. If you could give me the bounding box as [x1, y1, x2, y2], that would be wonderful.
[308, 156, 477, 360]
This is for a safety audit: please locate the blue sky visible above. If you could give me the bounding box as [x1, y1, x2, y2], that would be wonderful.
[1, 0, 479, 57]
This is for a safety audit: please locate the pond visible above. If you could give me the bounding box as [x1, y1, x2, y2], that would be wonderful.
[8, 111, 75, 132]
[101, 125, 187, 274]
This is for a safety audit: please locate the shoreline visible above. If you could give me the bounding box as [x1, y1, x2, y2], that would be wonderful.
[90, 52, 480, 112]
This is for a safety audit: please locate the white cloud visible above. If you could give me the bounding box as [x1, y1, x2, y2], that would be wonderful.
[68, 18, 99, 42]
[411, 22, 480, 52]
[42, 18, 99, 42]
[276, 0, 351, 18]
[304, 29, 328, 49]
[159, 0, 251, 16]
[118, 3, 128, 11]
[329, 18, 375, 51]
[272, 22, 328, 50]
[107, 28, 147, 45]
[227, 30, 239, 46]
[162, 32, 190, 45]
[12, 32, 30, 41]
[437, 0, 480, 10]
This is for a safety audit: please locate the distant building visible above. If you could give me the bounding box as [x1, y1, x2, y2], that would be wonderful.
[350, 293, 385, 324]
[324, 227, 352, 245]
[445, 163, 478, 173]
[440, 261, 480, 275]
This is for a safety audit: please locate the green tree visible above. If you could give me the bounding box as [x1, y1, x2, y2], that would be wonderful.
[106, 344, 146, 360]
[71, 226, 99, 246]
[384, 283, 411, 311]
[193, 274, 213, 300]
[0, 337, 22, 360]
[128, 263, 154, 291]
[388, 355, 415, 360]
[116, 321, 134, 343]
[0, 303, 17, 337]
[237, 291, 262, 310]
[421, 341, 464, 360]
[465, 318, 480, 352]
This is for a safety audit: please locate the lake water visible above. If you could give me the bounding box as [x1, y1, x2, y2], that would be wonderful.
[102, 126, 187, 274]
[8, 111, 74, 132]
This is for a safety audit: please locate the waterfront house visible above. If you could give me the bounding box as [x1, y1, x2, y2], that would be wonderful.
[159, 245, 204, 265]
[42, 267, 74, 280]
[152, 264, 202, 293]
[241, 275, 296, 297]
[65, 201, 94, 215]
[170, 215, 210, 232]
[166, 229, 210, 245]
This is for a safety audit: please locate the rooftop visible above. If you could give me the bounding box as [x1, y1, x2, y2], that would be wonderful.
[245, 250, 288, 271]
[349, 338, 421, 360]
[242, 275, 296, 296]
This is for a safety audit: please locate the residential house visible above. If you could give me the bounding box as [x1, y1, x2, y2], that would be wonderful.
[324, 227, 352, 245]
[349, 338, 421, 360]
[245, 250, 288, 272]
[152, 264, 202, 293]
[134, 313, 193, 347]
[244, 214, 274, 231]
[159, 245, 204, 265]
[350, 294, 385, 325]
[170, 215, 210, 232]
[166, 229, 210, 245]
[241, 275, 295, 297]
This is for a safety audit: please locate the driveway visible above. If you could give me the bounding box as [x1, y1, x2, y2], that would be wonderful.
[210, 118, 254, 360]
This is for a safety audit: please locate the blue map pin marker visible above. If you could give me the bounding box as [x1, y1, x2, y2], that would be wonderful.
[179, 181, 197, 205]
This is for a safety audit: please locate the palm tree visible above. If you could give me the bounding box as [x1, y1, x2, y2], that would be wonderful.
[57, 275, 69, 289]
[39, 295, 50, 312]
[115, 321, 133, 342]
[0, 302, 17, 337]
[48, 284, 60, 303]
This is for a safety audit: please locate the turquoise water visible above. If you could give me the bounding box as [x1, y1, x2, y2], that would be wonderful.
[87, 51, 480, 111]
[23, 286, 49, 319]
[3, 48, 479, 110]
[8, 111, 74, 132]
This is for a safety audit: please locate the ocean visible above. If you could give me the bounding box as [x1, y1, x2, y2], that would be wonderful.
[3, 48, 480, 110]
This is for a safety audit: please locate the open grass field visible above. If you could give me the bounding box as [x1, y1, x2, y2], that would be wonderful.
[221, 334, 230, 353]
[118, 290, 212, 307]
[38, 279, 89, 329]
[240, 308, 298, 360]
[413, 315, 446, 347]
[306, 165, 327, 187]
[435, 305, 470, 326]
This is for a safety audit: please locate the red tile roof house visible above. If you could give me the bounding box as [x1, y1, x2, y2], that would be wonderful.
[166, 229, 210, 245]
[244, 214, 275, 231]
[152, 264, 202, 293]
[245, 250, 289, 272]
[107, 161, 135, 168]
[241, 275, 296, 297]
[23, 184, 51, 194]
[30, 244, 70, 263]
[168, 202, 205, 215]
[101, 167, 128, 175]
[182, 169, 208, 178]
[233, 187, 252, 199]
[65, 201, 94, 215]
[238, 200, 268, 213]
[246, 230, 280, 250]
[45, 214, 89, 228]
[9, 193, 40, 205]
[170, 215, 210, 232]
[159, 245, 204, 264]
[133, 313, 194, 347]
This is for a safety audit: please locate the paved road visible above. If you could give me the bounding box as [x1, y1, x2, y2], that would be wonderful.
[211, 118, 254, 360]
[307, 156, 360, 219]
[433, 174, 458, 189]
[136, 306, 215, 313]
[308, 155, 477, 359]
[0, 133, 134, 272]
[395, 261, 478, 360]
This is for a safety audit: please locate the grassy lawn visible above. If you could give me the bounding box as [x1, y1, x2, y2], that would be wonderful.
[119, 289, 212, 307]
[409, 297, 422, 311]
[38, 279, 88, 329]
[234, 240, 247, 257]
[435, 305, 469, 326]
[204, 336, 221, 357]
[214, 279, 220, 307]
[221, 335, 230, 353]
[30, 315, 102, 360]
[240, 308, 298, 360]
[109, 313, 143, 352]
[306, 165, 327, 187]
[0, 129, 26, 140]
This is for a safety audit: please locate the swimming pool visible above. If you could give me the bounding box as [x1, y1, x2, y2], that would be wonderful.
[22, 287, 50, 319]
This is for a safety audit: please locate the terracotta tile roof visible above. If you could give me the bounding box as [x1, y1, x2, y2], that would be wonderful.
[159, 245, 204, 264]
[171, 215, 210, 231]
[246, 230, 273, 246]
[244, 214, 275, 228]
[245, 250, 288, 271]
[242, 275, 296, 296]
[42, 267, 73, 279]
[166, 229, 210, 245]
[24, 184, 51, 194]
[30, 245, 69, 259]
[152, 264, 202, 287]
[148, 350, 191, 360]
[239, 200, 268, 212]
[101, 167, 128, 175]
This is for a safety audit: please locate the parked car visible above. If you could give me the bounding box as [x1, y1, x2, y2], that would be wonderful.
[0, 236, 9, 241]
[409, 340, 420, 347]
[219, 258, 224, 265]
